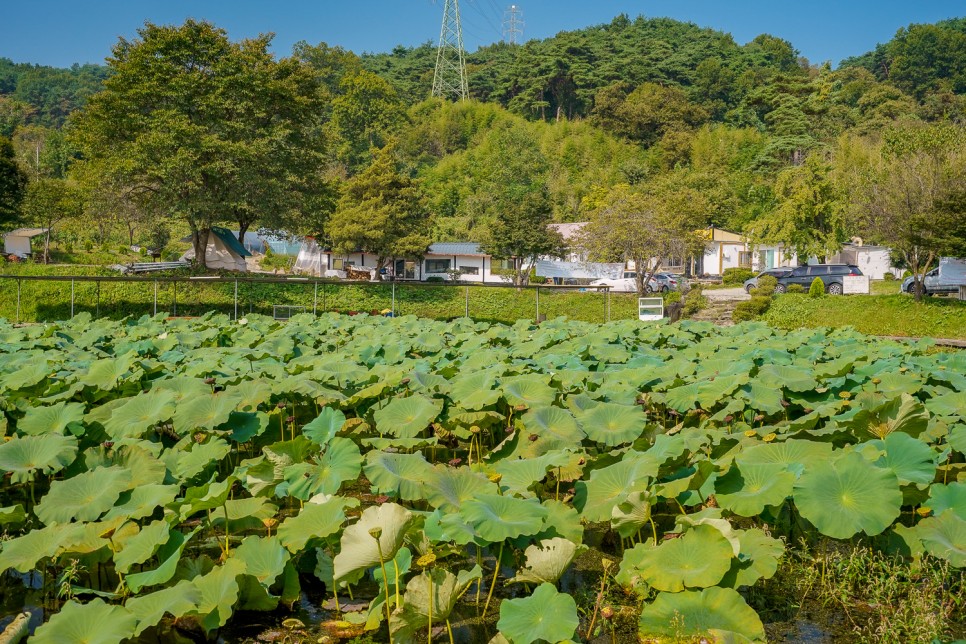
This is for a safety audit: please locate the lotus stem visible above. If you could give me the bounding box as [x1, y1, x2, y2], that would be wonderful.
[482, 542, 503, 620]
[649, 517, 658, 544]
[373, 535, 394, 644]
[555, 466, 561, 501]
[446, 618, 455, 644]
[29, 479, 36, 509]
[395, 560, 401, 609]
[475, 546, 482, 606]
[333, 586, 341, 613]
[585, 566, 609, 639]
[427, 573, 434, 643]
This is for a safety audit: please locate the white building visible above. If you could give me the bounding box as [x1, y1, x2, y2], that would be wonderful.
[3, 228, 48, 258]
[827, 242, 901, 280]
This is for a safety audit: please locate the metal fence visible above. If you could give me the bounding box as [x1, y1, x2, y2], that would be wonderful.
[0, 274, 635, 325]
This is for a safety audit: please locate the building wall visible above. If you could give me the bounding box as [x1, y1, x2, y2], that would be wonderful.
[423, 254, 497, 282]
[3, 235, 32, 257]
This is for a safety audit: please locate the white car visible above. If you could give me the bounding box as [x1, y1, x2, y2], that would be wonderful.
[588, 271, 673, 293]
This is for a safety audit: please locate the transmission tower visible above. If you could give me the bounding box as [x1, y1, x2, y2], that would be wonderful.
[503, 4, 524, 45]
[432, 0, 469, 101]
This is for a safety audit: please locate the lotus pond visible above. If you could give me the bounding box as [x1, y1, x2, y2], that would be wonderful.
[0, 312, 964, 643]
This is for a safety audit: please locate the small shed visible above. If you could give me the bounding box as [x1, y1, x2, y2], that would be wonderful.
[3, 228, 48, 258]
[182, 227, 252, 272]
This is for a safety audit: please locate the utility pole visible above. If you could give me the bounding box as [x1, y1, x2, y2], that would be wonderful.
[432, 0, 469, 101]
[503, 4, 524, 45]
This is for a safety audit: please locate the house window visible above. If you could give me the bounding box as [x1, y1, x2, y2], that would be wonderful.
[459, 265, 479, 275]
[332, 258, 344, 270]
[739, 251, 753, 268]
[425, 259, 451, 273]
[494, 259, 514, 270]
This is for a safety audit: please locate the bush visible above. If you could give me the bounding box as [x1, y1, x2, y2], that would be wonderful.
[732, 295, 772, 322]
[808, 277, 825, 297]
[722, 267, 755, 286]
[752, 275, 778, 296]
[425, 276, 445, 283]
[787, 284, 806, 294]
[663, 290, 682, 305]
[682, 287, 707, 318]
[883, 272, 895, 281]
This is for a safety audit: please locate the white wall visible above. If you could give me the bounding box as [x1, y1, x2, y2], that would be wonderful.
[423, 254, 497, 282]
[3, 235, 32, 257]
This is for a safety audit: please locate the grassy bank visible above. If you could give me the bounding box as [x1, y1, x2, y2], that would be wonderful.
[0, 264, 641, 324]
[764, 293, 966, 340]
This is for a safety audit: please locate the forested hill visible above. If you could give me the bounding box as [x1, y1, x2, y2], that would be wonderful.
[0, 58, 108, 132]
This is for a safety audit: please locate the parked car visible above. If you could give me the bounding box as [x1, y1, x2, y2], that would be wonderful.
[774, 264, 863, 295]
[901, 268, 959, 296]
[588, 271, 681, 293]
[743, 267, 794, 293]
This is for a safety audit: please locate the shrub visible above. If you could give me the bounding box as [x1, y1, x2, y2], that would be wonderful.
[663, 290, 682, 305]
[425, 276, 445, 283]
[808, 277, 825, 297]
[722, 267, 755, 285]
[787, 284, 806, 294]
[732, 295, 772, 322]
[883, 272, 895, 281]
[682, 287, 707, 317]
[753, 274, 778, 296]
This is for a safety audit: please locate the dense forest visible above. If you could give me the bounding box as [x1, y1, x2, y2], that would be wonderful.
[1, 13, 964, 281]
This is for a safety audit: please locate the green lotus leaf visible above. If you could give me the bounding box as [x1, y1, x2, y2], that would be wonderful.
[277, 496, 354, 553]
[509, 538, 584, 585]
[915, 510, 966, 567]
[173, 392, 242, 434]
[737, 382, 785, 416]
[495, 451, 573, 497]
[126, 527, 199, 593]
[847, 393, 929, 440]
[0, 504, 26, 526]
[390, 566, 483, 640]
[190, 558, 247, 632]
[0, 433, 77, 483]
[927, 391, 966, 418]
[632, 524, 734, 592]
[737, 439, 834, 477]
[720, 528, 785, 589]
[574, 453, 659, 522]
[333, 503, 415, 583]
[424, 508, 479, 546]
[36, 466, 133, 525]
[18, 401, 85, 436]
[502, 375, 556, 408]
[449, 370, 501, 410]
[102, 391, 176, 439]
[31, 597, 137, 644]
[126, 579, 202, 636]
[793, 451, 902, 539]
[373, 395, 441, 438]
[659, 381, 703, 412]
[364, 450, 434, 500]
[949, 424, 966, 456]
[638, 587, 765, 643]
[174, 475, 237, 520]
[422, 464, 498, 511]
[0, 523, 83, 573]
[233, 535, 289, 587]
[460, 494, 549, 543]
[302, 406, 346, 445]
[282, 437, 361, 500]
[611, 490, 654, 539]
[91, 443, 167, 487]
[222, 411, 269, 443]
[114, 519, 171, 573]
[1, 359, 50, 391]
[104, 484, 180, 522]
[164, 438, 232, 481]
[866, 432, 937, 486]
[715, 462, 795, 517]
[924, 482, 966, 520]
[81, 354, 139, 392]
[578, 402, 647, 446]
[513, 406, 584, 457]
[497, 582, 579, 644]
[757, 364, 817, 393]
[210, 497, 279, 531]
[537, 499, 585, 544]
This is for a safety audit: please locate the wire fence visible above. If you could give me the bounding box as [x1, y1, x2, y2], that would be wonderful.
[0, 275, 641, 325]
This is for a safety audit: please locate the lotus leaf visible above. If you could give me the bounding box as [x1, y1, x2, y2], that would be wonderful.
[333, 503, 414, 583]
[81, 354, 139, 391]
[794, 451, 901, 539]
[510, 537, 583, 585]
[502, 375, 556, 408]
[757, 364, 817, 393]
[915, 510, 966, 567]
[173, 392, 243, 434]
[611, 490, 654, 539]
[302, 406, 346, 445]
[165, 438, 232, 481]
[36, 465, 133, 525]
[190, 558, 247, 632]
[0, 524, 83, 573]
[927, 391, 966, 418]
[924, 482, 966, 520]
[497, 582, 578, 644]
[579, 401, 647, 446]
[459, 495, 548, 542]
[737, 439, 833, 477]
[720, 528, 785, 588]
[0, 433, 77, 483]
[495, 450, 573, 497]
[17, 401, 85, 436]
[277, 496, 353, 552]
[102, 391, 176, 438]
[283, 437, 361, 499]
[0, 504, 25, 526]
[234, 535, 290, 586]
[638, 587, 765, 642]
[948, 424, 966, 456]
[114, 519, 171, 573]
[126, 527, 199, 593]
[574, 454, 658, 522]
[373, 394, 441, 438]
[126, 579, 202, 636]
[364, 450, 434, 500]
[866, 432, 937, 486]
[514, 406, 585, 457]
[715, 462, 795, 517]
[390, 566, 483, 640]
[537, 499, 585, 544]
[631, 524, 734, 592]
[31, 598, 137, 644]
[449, 370, 501, 410]
[423, 464, 498, 511]
[848, 393, 929, 440]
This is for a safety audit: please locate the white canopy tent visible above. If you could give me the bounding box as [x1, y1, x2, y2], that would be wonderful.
[3, 228, 48, 258]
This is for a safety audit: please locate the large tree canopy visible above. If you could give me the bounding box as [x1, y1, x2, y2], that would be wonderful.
[70, 20, 325, 267]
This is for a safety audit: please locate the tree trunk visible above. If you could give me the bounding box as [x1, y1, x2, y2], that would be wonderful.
[913, 251, 936, 304]
[191, 226, 210, 270]
[44, 228, 51, 264]
[237, 219, 250, 245]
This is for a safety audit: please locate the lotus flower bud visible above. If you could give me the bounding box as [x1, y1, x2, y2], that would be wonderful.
[528, 433, 539, 442]
[401, 378, 411, 385]
[286, 415, 296, 423]
[448, 458, 462, 467]
[488, 473, 503, 484]
[368, 527, 383, 540]
[204, 377, 216, 385]
[514, 404, 527, 412]
[374, 495, 390, 504]
[470, 425, 481, 434]
[277, 401, 287, 410]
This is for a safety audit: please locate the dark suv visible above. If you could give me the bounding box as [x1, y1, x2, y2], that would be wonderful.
[774, 264, 862, 295]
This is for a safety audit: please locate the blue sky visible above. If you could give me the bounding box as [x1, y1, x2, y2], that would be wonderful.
[3, 1, 963, 68]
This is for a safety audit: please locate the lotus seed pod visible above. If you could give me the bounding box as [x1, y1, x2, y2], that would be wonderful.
[416, 552, 437, 567]
[368, 527, 383, 539]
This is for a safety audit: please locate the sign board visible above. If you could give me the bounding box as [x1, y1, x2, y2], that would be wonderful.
[638, 297, 664, 322]
[842, 275, 870, 295]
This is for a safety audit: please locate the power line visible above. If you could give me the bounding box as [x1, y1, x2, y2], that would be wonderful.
[502, 4, 524, 45]
[464, 0, 503, 40]
[431, 0, 469, 101]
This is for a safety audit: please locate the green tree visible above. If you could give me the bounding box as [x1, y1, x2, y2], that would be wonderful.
[328, 144, 430, 278]
[749, 153, 847, 262]
[20, 177, 82, 262]
[71, 20, 324, 269]
[0, 136, 28, 229]
[329, 70, 405, 171]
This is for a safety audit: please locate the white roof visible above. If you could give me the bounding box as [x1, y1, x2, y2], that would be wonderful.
[5, 228, 49, 238]
[548, 222, 588, 242]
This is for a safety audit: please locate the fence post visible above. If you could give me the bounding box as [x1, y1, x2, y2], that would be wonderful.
[173, 281, 177, 317]
[465, 285, 469, 318]
[313, 282, 318, 315]
[607, 288, 611, 323]
[535, 286, 540, 322]
[153, 280, 158, 316]
[322, 282, 327, 313]
[391, 281, 396, 317]
[96, 281, 100, 317]
[234, 279, 239, 320]
[70, 279, 75, 318]
[15, 279, 21, 324]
